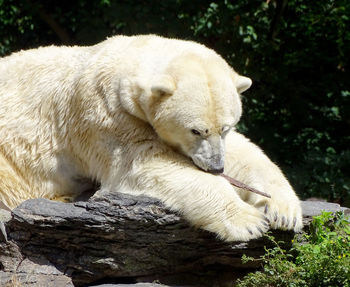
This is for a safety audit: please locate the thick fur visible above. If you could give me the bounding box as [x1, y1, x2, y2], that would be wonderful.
[0, 35, 302, 241]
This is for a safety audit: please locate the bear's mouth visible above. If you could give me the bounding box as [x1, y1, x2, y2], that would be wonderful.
[207, 167, 224, 174]
[191, 155, 225, 175]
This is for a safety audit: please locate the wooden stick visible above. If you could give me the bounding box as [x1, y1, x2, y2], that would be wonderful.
[220, 174, 271, 198]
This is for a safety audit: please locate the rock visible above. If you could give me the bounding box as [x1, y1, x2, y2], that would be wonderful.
[90, 284, 168, 287]
[301, 200, 349, 217]
[0, 192, 348, 287]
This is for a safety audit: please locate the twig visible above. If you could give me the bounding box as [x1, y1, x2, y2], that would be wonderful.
[36, 4, 71, 44]
[220, 174, 271, 198]
[268, 0, 288, 41]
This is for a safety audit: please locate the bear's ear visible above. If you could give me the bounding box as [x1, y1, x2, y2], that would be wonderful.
[118, 75, 175, 122]
[151, 75, 176, 96]
[118, 78, 149, 122]
[235, 75, 252, 94]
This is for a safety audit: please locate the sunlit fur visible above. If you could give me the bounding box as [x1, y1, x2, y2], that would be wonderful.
[0, 35, 302, 241]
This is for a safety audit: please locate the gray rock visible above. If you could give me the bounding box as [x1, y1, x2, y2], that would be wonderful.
[0, 192, 348, 287]
[301, 200, 348, 217]
[90, 284, 168, 287]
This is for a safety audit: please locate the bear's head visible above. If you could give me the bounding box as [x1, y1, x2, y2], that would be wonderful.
[119, 53, 251, 174]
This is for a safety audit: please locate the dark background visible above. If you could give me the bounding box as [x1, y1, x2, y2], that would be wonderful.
[1, 0, 349, 206]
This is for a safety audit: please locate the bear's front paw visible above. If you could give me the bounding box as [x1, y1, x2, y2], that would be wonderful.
[209, 202, 270, 242]
[261, 197, 303, 232]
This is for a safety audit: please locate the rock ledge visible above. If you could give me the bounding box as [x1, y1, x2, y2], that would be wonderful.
[0, 192, 348, 287]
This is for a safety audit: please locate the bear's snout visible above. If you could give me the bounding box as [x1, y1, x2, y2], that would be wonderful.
[207, 154, 225, 174]
[190, 136, 225, 174]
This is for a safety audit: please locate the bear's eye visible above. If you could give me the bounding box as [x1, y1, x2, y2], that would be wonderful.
[221, 126, 231, 137]
[191, 129, 201, 136]
[222, 126, 230, 133]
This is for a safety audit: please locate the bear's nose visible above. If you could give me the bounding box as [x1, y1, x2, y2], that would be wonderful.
[207, 154, 224, 174]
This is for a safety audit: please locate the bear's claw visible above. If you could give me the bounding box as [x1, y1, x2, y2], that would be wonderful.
[261, 199, 303, 232]
[264, 204, 268, 214]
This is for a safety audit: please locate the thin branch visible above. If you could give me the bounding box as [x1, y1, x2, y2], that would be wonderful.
[268, 0, 288, 41]
[220, 174, 272, 198]
[36, 5, 71, 44]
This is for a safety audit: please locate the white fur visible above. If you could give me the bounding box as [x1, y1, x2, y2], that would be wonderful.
[0, 35, 302, 241]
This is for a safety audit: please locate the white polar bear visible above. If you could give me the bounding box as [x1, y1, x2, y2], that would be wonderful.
[0, 35, 302, 241]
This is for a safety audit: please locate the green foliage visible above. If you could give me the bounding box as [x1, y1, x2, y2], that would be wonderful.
[236, 211, 350, 287]
[0, 0, 349, 204]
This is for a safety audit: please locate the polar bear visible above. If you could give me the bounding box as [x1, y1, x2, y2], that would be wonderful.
[0, 35, 302, 241]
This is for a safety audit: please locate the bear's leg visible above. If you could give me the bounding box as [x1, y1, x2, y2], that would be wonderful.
[104, 154, 270, 242]
[223, 131, 303, 232]
[0, 153, 33, 209]
[0, 151, 81, 208]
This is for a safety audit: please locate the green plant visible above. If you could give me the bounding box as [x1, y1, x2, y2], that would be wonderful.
[236, 211, 350, 287]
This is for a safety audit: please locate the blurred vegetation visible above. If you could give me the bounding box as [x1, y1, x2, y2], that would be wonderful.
[0, 0, 349, 205]
[236, 211, 350, 287]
